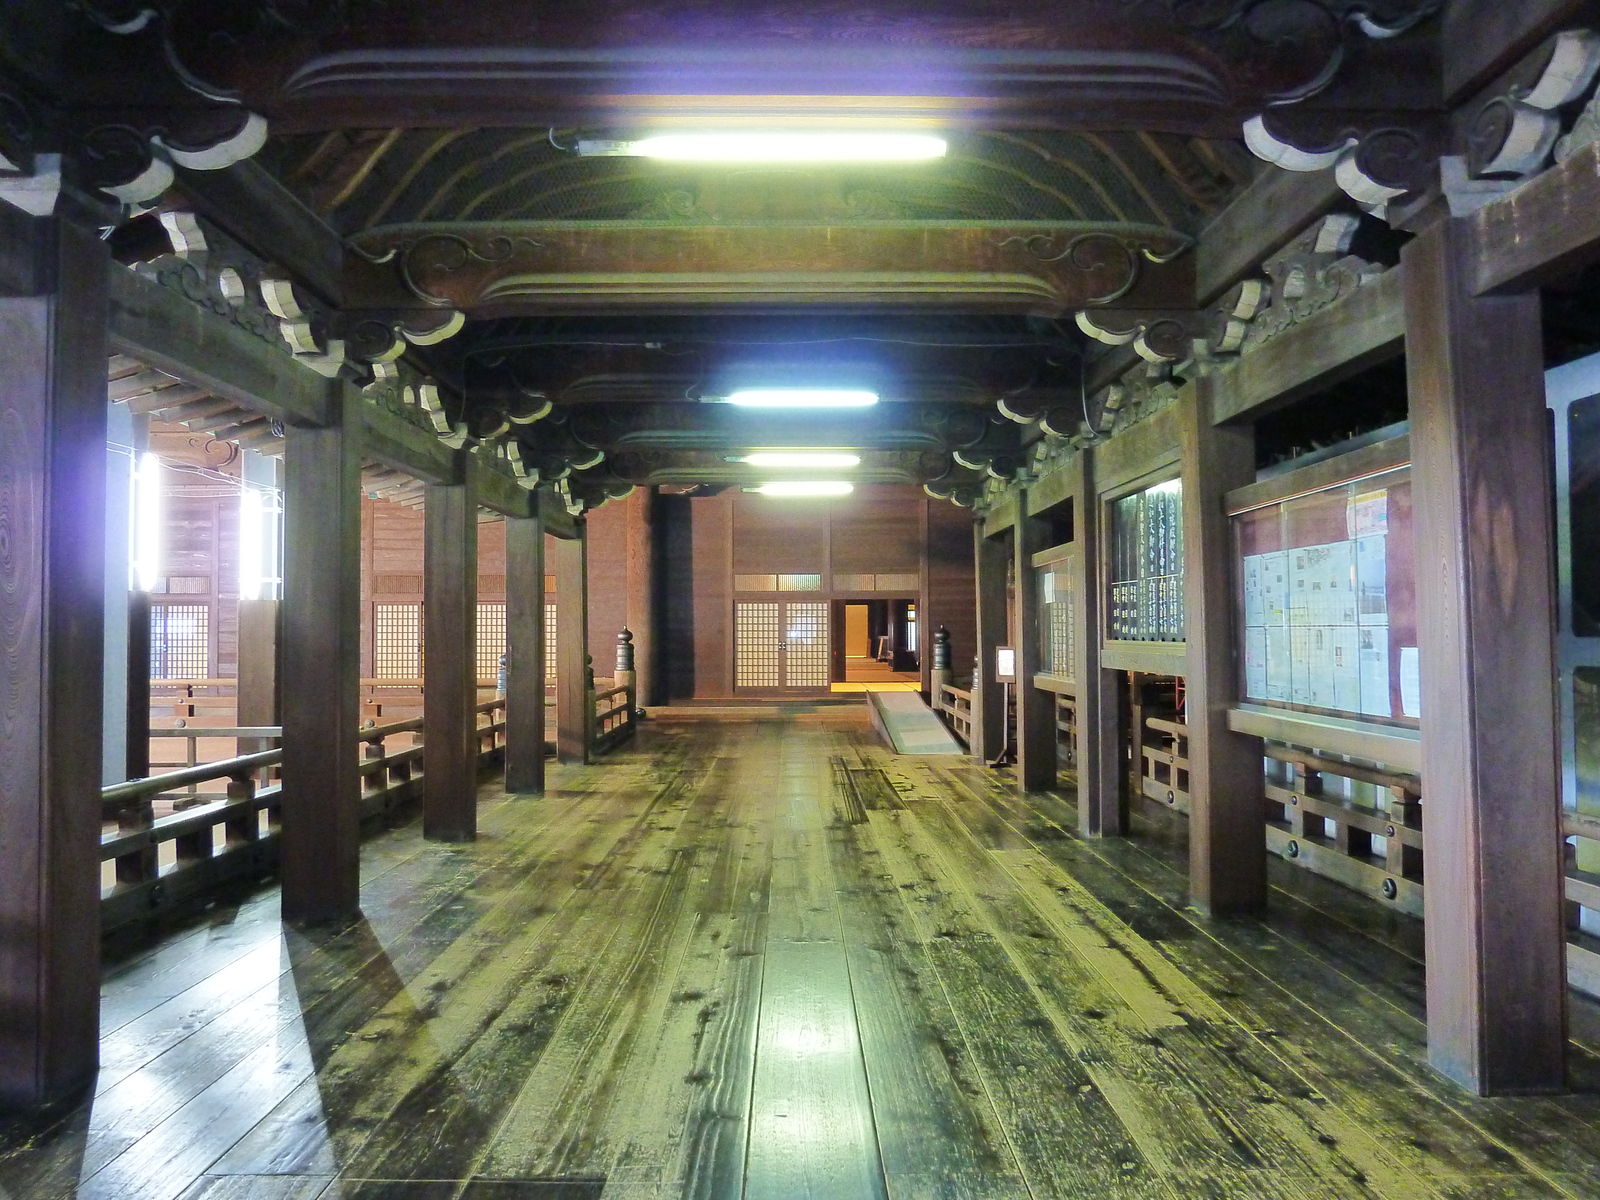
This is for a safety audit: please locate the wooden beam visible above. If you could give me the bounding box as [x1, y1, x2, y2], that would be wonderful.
[1015, 511, 1055, 790]
[280, 389, 363, 925]
[1210, 267, 1406, 426]
[1442, 0, 1593, 102]
[1195, 166, 1345, 306]
[0, 211, 109, 1106]
[423, 476, 479, 841]
[555, 525, 590, 764]
[360, 403, 457, 485]
[468, 452, 536, 520]
[107, 264, 333, 427]
[1180, 380, 1266, 915]
[1471, 139, 1600, 296]
[505, 512, 546, 793]
[539, 489, 579, 540]
[1073, 450, 1126, 837]
[1403, 219, 1566, 1094]
[972, 526, 1010, 764]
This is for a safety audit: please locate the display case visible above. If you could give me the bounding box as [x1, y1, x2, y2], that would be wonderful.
[1036, 557, 1074, 678]
[1108, 479, 1183, 642]
[1231, 463, 1417, 726]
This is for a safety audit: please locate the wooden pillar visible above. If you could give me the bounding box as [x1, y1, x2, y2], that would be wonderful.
[972, 525, 1009, 762]
[281, 388, 362, 925]
[1179, 380, 1266, 915]
[1404, 219, 1565, 1094]
[626, 487, 657, 706]
[1071, 450, 1126, 836]
[0, 206, 108, 1107]
[125, 590, 151, 779]
[555, 523, 590, 764]
[236, 600, 278, 750]
[424, 476, 478, 840]
[1016, 510, 1056, 789]
[505, 511, 546, 792]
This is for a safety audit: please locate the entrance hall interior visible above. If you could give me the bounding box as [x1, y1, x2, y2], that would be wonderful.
[13, 3, 1600, 1198]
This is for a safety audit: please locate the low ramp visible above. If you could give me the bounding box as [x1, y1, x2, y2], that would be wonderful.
[866, 690, 966, 755]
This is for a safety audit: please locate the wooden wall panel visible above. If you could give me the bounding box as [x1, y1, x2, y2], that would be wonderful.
[925, 499, 977, 685]
[661, 494, 697, 699]
[585, 498, 629, 675]
[732, 490, 827, 573]
[694, 491, 734, 697]
[830, 485, 922, 575]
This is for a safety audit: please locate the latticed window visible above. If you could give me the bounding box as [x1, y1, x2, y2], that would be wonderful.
[784, 602, 830, 686]
[545, 602, 557, 683]
[374, 602, 422, 678]
[150, 604, 209, 679]
[735, 602, 780, 687]
[477, 602, 507, 682]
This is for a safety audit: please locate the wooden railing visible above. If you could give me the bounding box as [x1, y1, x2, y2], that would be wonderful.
[1054, 693, 1078, 771]
[1563, 811, 1600, 995]
[1132, 711, 1425, 917]
[148, 725, 281, 785]
[589, 680, 638, 756]
[100, 696, 508, 933]
[932, 682, 973, 747]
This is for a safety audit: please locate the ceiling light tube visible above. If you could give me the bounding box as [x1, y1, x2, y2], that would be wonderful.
[725, 388, 877, 408]
[579, 133, 946, 163]
[736, 451, 861, 468]
[752, 481, 855, 497]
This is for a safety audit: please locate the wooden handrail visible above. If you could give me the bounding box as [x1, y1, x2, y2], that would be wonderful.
[149, 726, 282, 738]
[102, 748, 281, 807]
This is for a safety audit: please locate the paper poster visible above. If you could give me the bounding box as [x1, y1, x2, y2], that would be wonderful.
[1304, 626, 1336, 708]
[1330, 625, 1362, 712]
[1245, 626, 1268, 700]
[1350, 489, 1389, 539]
[1290, 625, 1315, 704]
[1355, 535, 1388, 624]
[1261, 551, 1288, 626]
[1243, 553, 1265, 627]
[1400, 646, 1421, 718]
[1359, 627, 1392, 717]
[1266, 626, 1291, 701]
[1290, 542, 1355, 626]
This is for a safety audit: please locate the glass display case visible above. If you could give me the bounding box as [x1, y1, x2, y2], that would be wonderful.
[1232, 464, 1417, 726]
[1108, 479, 1183, 642]
[1036, 559, 1074, 677]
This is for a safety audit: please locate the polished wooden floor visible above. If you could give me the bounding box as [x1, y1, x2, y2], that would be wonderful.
[10, 715, 1600, 1199]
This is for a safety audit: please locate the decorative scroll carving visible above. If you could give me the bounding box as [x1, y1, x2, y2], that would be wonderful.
[996, 231, 1193, 307]
[398, 233, 545, 307]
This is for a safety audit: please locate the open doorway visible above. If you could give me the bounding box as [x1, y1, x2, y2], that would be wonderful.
[833, 598, 921, 689]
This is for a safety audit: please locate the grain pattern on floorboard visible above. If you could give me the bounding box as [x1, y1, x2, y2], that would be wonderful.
[10, 719, 1600, 1200]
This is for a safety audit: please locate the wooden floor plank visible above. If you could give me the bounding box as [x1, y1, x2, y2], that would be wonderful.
[16, 718, 1600, 1200]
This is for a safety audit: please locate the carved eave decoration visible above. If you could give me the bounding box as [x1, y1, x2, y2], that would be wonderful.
[352, 221, 1193, 318]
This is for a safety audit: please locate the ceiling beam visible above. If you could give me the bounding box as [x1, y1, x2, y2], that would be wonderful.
[1194, 166, 1346, 307]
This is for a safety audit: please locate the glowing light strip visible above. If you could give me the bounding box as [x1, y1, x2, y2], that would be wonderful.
[752, 481, 855, 497]
[132, 451, 162, 592]
[726, 389, 877, 408]
[581, 133, 947, 162]
[738, 452, 861, 468]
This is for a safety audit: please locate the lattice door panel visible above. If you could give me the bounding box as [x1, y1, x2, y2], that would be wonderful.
[735, 602, 781, 688]
[783, 602, 830, 687]
[374, 603, 422, 679]
[477, 603, 507, 682]
[150, 603, 210, 679]
[545, 601, 557, 683]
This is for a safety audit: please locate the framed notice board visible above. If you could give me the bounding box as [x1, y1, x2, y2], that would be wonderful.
[1231, 463, 1417, 728]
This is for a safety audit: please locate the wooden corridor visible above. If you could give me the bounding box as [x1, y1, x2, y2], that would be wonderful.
[9, 716, 1600, 1200]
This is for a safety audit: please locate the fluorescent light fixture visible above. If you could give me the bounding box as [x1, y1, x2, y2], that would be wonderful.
[238, 485, 282, 601]
[725, 388, 878, 408]
[580, 133, 946, 162]
[131, 451, 162, 592]
[738, 451, 861, 468]
[753, 481, 855, 497]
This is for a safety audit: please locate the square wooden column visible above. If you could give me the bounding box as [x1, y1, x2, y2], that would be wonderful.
[1071, 450, 1127, 836]
[1015, 511, 1056, 789]
[0, 208, 109, 1107]
[555, 522, 590, 764]
[281, 388, 363, 925]
[626, 488, 657, 707]
[1404, 219, 1565, 1094]
[1180, 380, 1266, 915]
[424, 476, 478, 840]
[972, 525, 1010, 762]
[505, 510, 546, 792]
